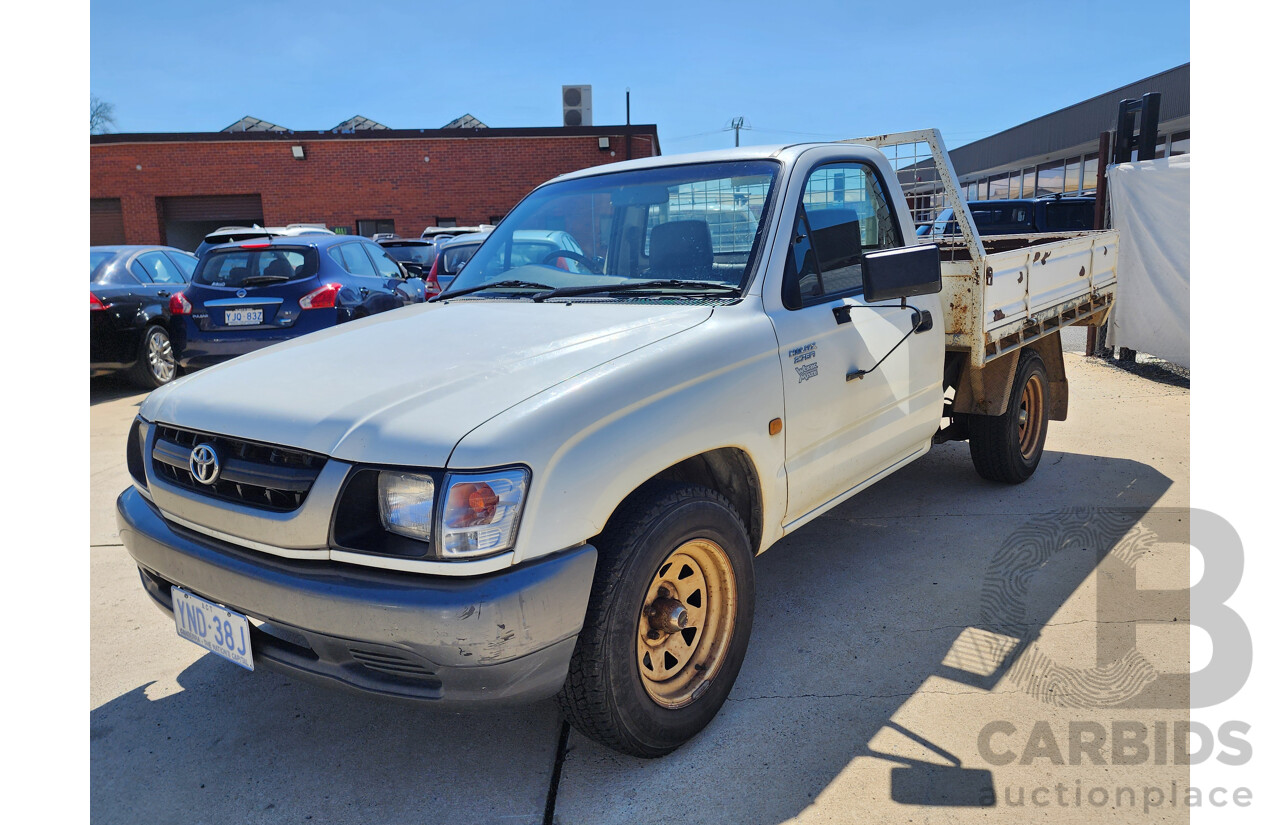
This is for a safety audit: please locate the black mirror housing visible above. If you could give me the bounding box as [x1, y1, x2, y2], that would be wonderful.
[862, 244, 942, 304]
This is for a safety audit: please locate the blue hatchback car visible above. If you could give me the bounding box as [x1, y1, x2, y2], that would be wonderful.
[169, 235, 426, 369]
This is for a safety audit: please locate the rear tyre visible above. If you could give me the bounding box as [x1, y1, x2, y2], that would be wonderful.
[129, 325, 177, 389]
[557, 482, 755, 757]
[968, 350, 1049, 484]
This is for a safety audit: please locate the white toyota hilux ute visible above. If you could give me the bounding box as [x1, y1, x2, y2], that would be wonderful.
[119, 130, 1118, 757]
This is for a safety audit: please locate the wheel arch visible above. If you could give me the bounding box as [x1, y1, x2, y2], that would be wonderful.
[609, 447, 765, 556]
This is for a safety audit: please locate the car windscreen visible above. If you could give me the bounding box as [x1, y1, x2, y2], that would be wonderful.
[383, 244, 437, 266]
[90, 250, 116, 281]
[193, 246, 319, 287]
[449, 159, 780, 297]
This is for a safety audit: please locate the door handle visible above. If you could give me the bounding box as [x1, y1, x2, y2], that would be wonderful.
[157, 290, 170, 298]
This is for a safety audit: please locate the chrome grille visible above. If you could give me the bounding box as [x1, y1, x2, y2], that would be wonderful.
[150, 424, 325, 512]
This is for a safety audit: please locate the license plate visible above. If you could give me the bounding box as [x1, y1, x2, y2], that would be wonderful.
[171, 586, 254, 670]
[224, 308, 264, 326]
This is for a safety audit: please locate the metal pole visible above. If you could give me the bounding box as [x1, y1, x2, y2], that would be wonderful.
[625, 88, 632, 160]
[1088, 130, 1111, 357]
[1094, 131, 1110, 231]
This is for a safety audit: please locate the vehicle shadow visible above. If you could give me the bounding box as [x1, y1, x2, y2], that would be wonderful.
[90, 654, 561, 825]
[552, 442, 1187, 824]
[90, 375, 149, 407]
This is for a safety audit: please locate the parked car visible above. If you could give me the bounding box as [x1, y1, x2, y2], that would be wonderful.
[922, 195, 1096, 238]
[426, 229, 591, 297]
[194, 225, 335, 258]
[119, 129, 1119, 757]
[423, 231, 488, 296]
[376, 237, 439, 278]
[91, 245, 199, 387]
[167, 234, 426, 370]
[420, 225, 492, 240]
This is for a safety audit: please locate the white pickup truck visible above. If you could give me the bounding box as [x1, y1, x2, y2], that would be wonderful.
[118, 130, 1117, 757]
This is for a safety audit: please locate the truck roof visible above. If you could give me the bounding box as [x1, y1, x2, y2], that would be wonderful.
[553, 143, 831, 183]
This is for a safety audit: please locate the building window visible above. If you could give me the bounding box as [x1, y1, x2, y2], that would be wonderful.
[357, 219, 395, 237]
[988, 174, 1010, 200]
[435, 218, 458, 228]
[1064, 157, 1083, 194]
[1082, 154, 1099, 193]
[489, 215, 506, 225]
[1035, 161, 1065, 196]
[1170, 130, 1190, 157]
[1019, 168, 1035, 200]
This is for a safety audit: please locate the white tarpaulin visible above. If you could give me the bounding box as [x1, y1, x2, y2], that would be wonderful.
[1105, 155, 1190, 368]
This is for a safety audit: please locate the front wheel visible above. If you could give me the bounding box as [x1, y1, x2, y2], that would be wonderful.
[967, 349, 1049, 483]
[557, 482, 755, 757]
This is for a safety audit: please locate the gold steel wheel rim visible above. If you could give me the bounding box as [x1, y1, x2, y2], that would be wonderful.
[1017, 374, 1044, 459]
[636, 538, 737, 709]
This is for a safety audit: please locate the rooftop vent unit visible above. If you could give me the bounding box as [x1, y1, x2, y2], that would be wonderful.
[562, 85, 592, 127]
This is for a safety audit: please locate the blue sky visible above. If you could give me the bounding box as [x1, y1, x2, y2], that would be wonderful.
[90, 0, 1189, 153]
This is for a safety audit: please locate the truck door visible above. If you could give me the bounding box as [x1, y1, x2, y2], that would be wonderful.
[765, 158, 944, 524]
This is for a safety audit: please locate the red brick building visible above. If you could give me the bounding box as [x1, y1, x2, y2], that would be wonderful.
[90, 124, 661, 250]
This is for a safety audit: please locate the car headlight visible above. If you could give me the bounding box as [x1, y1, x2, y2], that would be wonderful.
[438, 468, 529, 558]
[377, 471, 436, 542]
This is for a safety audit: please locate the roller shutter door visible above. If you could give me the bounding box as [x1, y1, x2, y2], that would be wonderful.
[90, 198, 125, 245]
[159, 194, 264, 222]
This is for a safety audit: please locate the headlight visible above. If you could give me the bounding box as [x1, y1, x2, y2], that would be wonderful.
[438, 468, 529, 558]
[377, 471, 436, 541]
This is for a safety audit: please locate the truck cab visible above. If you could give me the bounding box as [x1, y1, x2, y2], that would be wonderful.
[118, 131, 1115, 758]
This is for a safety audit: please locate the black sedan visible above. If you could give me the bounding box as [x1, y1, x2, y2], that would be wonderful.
[91, 245, 198, 388]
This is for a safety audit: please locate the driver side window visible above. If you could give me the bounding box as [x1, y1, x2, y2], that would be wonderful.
[783, 161, 903, 309]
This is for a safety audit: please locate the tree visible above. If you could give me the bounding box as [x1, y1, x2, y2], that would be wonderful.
[91, 95, 116, 134]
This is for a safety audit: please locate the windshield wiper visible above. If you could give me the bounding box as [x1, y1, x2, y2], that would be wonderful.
[240, 275, 291, 286]
[430, 279, 556, 302]
[531, 279, 740, 302]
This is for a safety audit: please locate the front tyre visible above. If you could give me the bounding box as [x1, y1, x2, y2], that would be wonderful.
[557, 482, 755, 757]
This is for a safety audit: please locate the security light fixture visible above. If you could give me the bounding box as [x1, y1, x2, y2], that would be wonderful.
[598, 137, 610, 150]
[291, 145, 306, 160]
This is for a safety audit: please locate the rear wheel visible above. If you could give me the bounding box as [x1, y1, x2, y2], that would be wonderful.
[557, 482, 754, 757]
[129, 325, 176, 389]
[968, 350, 1049, 483]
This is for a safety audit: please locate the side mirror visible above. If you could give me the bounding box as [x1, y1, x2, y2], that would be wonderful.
[862, 244, 942, 304]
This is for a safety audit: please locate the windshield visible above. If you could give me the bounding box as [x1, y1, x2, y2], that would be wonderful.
[448, 160, 780, 298]
[193, 246, 319, 287]
[383, 244, 437, 266]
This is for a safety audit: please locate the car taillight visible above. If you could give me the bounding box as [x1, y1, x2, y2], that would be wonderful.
[240, 242, 271, 249]
[168, 292, 193, 315]
[299, 283, 341, 310]
[425, 256, 442, 297]
[90, 292, 107, 311]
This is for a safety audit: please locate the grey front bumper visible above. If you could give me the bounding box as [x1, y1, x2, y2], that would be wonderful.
[117, 486, 597, 705]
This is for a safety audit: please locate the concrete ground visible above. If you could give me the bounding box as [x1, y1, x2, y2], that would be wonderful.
[91, 352, 1190, 824]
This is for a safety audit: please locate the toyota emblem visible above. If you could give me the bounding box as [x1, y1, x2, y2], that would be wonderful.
[236, 289, 247, 298]
[189, 443, 221, 486]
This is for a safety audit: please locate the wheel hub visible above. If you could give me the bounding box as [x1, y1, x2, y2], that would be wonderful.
[636, 540, 738, 709]
[646, 596, 689, 634]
